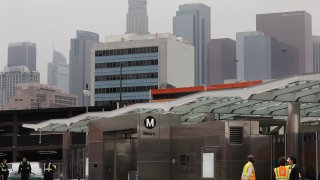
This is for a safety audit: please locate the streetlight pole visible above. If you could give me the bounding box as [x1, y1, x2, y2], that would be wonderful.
[83, 84, 91, 113]
[119, 62, 123, 106]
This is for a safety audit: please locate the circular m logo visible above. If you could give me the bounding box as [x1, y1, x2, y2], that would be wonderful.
[144, 116, 156, 129]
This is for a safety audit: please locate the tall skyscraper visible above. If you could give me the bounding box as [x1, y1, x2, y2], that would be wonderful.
[242, 34, 277, 80]
[8, 42, 37, 71]
[126, 0, 149, 35]
[69, 30, 99, 106]
[173, 3, 211, 85]
[256, 11, 313, 78]
[92, 33, 194, 106]
[48, 50, 69, 93]
[207, 38, 236, 84]
[314, 36, 320, 73]
[0, 66, 40, 109]
[236, 31, 264, 80]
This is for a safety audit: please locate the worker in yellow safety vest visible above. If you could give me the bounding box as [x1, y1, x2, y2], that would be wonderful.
[273, 156, 290, 180]
[43, 158, 55, 180]
[241, 155, 256, 180]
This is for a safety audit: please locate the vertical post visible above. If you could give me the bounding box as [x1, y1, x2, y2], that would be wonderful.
[83, 84, 90, 113]
[62, 132, 71, 180]
[86, 84, 89, 113]
[316, 131, 318, 180]
[287, 102, 300, 158]
[12, 113, 18, 162]
[119, 63, 123, 106]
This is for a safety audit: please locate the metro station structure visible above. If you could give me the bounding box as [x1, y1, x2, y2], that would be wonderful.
[24, 73, 320, 180]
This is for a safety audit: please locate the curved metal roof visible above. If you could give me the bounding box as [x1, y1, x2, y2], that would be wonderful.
[23, 73, 320, 132]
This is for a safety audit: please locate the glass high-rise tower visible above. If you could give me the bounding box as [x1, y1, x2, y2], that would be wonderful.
[257, 11, 312, 78]
[313, 36, 320, 73]
[8, 42, 37, 71]
[69, 30, 99, 106]
[173, 3, 211, 85]
[48, 50, 69, 93]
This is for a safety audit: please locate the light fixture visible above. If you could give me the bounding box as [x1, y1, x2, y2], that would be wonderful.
[0, 153, 7, 157]
[37, 150, 58, 155]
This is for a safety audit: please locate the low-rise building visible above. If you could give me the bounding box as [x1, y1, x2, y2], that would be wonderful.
[4, 83, 78, 110]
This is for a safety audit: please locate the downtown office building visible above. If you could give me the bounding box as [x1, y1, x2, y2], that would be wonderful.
[236, 31, 265, 80]
[173, 3, 211, 86]
[0, 66, 40, 110]
[313, 36, 320, 73]
[48, 50, 69, 93]
[237, 32, 278, 81]
[256, 11, 313, 78]
[8, 42, 37, 71]
[92, 33, 195, 106]
[69, 30, 99, 107]
[126, 0, 149, 35]
[207, 38, 236, 85]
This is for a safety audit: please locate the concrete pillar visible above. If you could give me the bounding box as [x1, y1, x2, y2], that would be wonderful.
[62, 132, 71, 180]
[287, 102, 300, 158]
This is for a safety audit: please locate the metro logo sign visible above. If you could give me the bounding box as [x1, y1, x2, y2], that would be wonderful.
[144, 116, 156, 129]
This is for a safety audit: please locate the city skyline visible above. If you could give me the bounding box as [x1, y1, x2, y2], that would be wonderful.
[1, 0, 320, 83]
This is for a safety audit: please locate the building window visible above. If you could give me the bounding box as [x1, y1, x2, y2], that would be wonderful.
[95, 72, 158, 82]
[95, 46, 159, 57]
[95, 59, 158, 69]
[95, 85, 158, 94]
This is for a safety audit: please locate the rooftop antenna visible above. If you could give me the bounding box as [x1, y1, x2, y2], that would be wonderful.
[52, 28, 55, 61]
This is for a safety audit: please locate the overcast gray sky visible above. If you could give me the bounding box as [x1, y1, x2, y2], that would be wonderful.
[0, 0, 319, 83]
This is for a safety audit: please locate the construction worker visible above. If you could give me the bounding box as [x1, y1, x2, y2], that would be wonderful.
[18, 157, 32, 180]
[0, 159, 9, 180]
[43, 158, 55, 180]
[241, 155, 256, 180]
[273, 156, 290, 180]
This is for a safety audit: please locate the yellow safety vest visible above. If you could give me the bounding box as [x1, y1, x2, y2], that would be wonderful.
[242, 162, 256, 180]
[274, 166, 290, 180]
[1, 163, 8, 172]
[44, 163, 53, 172]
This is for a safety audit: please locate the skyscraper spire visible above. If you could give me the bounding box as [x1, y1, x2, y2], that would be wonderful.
[126, 0, 149, 35]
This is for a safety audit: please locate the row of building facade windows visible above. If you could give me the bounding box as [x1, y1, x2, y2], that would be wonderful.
[55, 99, 77, 105]
[95, 72, 158, 81]
[95, 59, 158, 69]
[95, 85, 158, 94]
[95, 46, 159, 57]
[55, 95, 77, 101]
[95, 99, 149, 106]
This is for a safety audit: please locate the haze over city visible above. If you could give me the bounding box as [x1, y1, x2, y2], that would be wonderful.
[2, 1, 320, 179]
[1, 0, 320, 83]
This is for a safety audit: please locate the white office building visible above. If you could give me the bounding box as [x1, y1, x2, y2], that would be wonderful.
[92, 33, 195, 106]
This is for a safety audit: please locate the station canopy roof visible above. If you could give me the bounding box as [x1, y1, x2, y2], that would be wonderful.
[23, 73, 320, 132]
